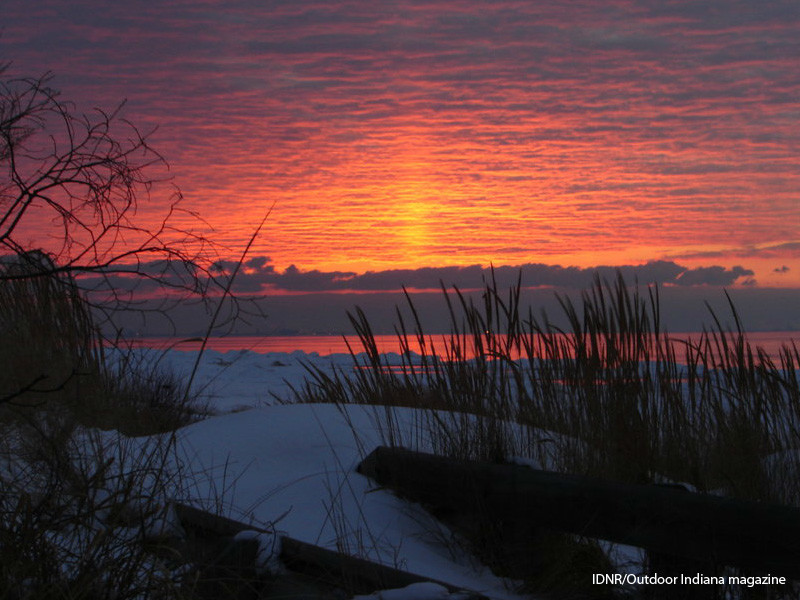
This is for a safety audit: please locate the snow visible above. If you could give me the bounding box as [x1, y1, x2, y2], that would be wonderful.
[352, 582, 467, 600]
[172, 403, 517, 597]
[127, 347, 526, 599]
[12, 343, 800, 597]
[233, 529, 284, 575]
[147, 347, 351, 412]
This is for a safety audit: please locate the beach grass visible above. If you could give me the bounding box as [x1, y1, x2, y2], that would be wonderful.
[295, 272, 800, 506]
[0, 253, 203, 435]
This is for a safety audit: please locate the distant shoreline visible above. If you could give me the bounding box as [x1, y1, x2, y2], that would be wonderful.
[116, 331, 800, 361]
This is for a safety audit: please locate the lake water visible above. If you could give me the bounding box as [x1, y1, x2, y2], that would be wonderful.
[125, 331, 799, 362]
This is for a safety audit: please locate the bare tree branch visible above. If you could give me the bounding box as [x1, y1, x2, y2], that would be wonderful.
[0, 66, 263, 333]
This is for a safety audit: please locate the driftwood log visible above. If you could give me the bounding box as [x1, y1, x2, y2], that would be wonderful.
[170, 501, 488, 599]
[357, 446, 800, 581]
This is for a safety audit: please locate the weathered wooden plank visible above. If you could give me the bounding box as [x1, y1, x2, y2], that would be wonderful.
[357, 446, 800, 580]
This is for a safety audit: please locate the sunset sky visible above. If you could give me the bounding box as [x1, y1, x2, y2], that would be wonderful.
[4, 0, 800, 324]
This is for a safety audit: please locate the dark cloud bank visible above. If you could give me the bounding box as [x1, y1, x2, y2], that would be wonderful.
[97, 260, 800, 336]
[208, 258, 755, 292]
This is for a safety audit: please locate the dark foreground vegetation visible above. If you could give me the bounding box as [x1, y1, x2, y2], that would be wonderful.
[0, 259, 210, 599]
[296, 274, 800, 598]
[0, 254, 200, 434]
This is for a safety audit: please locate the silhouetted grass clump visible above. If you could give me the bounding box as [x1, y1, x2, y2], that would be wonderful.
[0, 251, 103, 414]
[0, 252, 206, 598]
[296, 272, 800, 506]
[0, 251, 203, 434]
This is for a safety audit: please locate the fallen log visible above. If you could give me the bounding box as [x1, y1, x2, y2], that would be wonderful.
[357, 446, 800, 580]
[171, 501, 488, 599]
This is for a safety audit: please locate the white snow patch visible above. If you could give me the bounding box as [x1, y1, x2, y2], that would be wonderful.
[351, 582, 462, 600]
[171, 401, 522, 598]
[234, 529, 284, 575]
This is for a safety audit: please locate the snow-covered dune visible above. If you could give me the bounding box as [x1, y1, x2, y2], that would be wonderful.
[126, 347, 526, 598]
